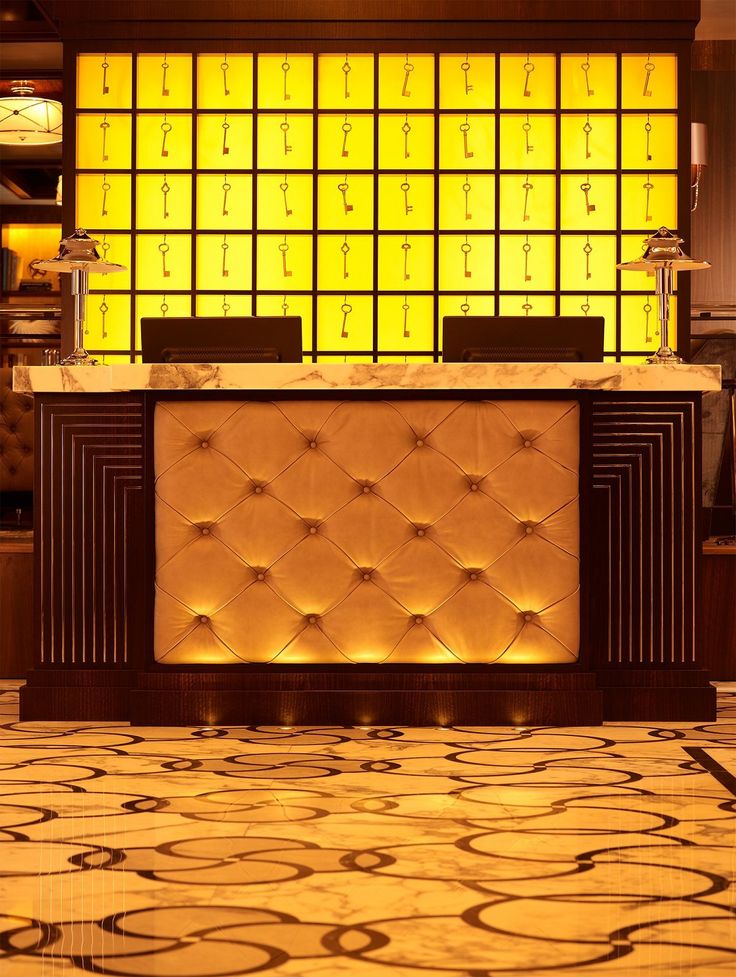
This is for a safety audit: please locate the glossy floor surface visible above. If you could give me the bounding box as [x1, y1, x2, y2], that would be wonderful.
[0, 682, 734, 976]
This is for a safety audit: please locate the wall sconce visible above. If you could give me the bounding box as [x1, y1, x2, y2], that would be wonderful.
[35, 229, 126, 366]
[617, 227, 710, 364]
[691, 122, 707, 212]
[0, 81, 62, 145]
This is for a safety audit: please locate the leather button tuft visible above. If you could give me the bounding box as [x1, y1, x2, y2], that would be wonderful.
[254, 486, 263, 494]
[524, 613, 533, 623]
[257, 572, 265, 581]
[201, 440, 209, 448]
[309, 441, 317, 449]
[308, 616, 317, 625]
[200, 615, 209, 624]
[362, 485, 371, 493]
[201, 527, 210, 535]
[416, 528, 425, 537]
[309, 526, 318, 534]
[415, 616, 424, 624]
[525, 526, 534, 535]
[470, 483, 479, 492]
[363, 572, 371, 581]
[469, 572, 478, 581]
[524, 439, 533, 448]
[416, 438, 424, 447]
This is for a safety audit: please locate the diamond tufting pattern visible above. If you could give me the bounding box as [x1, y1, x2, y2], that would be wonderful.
[154, 399, 580, 665]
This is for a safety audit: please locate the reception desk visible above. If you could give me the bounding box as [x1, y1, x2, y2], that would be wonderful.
[14, 362, 721, 725]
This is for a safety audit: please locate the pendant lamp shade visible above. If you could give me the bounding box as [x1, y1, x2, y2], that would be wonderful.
[0, 82, 63, 145]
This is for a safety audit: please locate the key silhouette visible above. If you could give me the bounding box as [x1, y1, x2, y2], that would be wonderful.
[581, 59, 594, 96]
[522, 180, 533, 221]
[160, 119, 171, 157]
[221, 238, 229, 277]
[643, 61, 655, 97]
[402, 118, 411, 159]
[101, 179, 111, 217]
[101, 58, 110, 95]
[280, 181, 292, 217]
[460, 120, 474, 159]
[643, 180, 654, 221]
[523, 241, 532, 281]
[100, 118, 110, 161]
[463, 180, 472, 220]
[523, 60, 534, 97]
[161, 59, 169, 97]
[341, 119, 352, 157]
[222, 180, 231, 216]
[523, 119, 533, 153]
[402, 60, 414, 97]
[338, 181, 353, 214]
[462, 240, 472, 277]
[221, 118, 230, 155]
[342, 58, 351, 99]
[282, 61, 291, 100]
[402, 301, 411, 337]
[159, 239, 170, 278]
[401, 180, 413, 216]
[461, 59, 472, 95]
[281, 119, 292, 155]
[341, 239, 350, 278]
[221, 61, 230, 96]
[581, 181, 596, 213]
[340, 301, 352, 338]
[279, 240, 292, 277]
[402, 239, 411, 280]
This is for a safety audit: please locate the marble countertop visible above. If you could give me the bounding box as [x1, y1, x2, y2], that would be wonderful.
[13, 361, 722, 394]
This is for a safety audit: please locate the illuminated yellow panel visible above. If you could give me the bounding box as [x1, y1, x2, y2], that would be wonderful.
[136, 114, 192, 169]
[378, 234, 434, 291]
[1, 223, 61, 290]
[560, 115, 617, 170]
[77, 114, 132, 169]
[317, 234, 373, 290]
[438, 296, 495, 347]
[77, 174, 131, 230]
[621, 294, 676, 351]
[621, 54, 677, 110]
[135, 294, 192, 347]
[439, 115, 494, 171]
[196, 174, 252, 230]
[257, 174, 313, 230]
[77, 54, 132, 109]
[498, 294, 556, 316]
[378, 54, 434, 109]
[560, 234, 616, 291]
[196, 234, 252, 291]
[378, 174, 434, 230]
[137, 54, 192, 109]
[316, 354, 374, 363]
[256, 293, 313, 351]
[83, 293, 131, 349]
[90, 234, 132, 290]
[378, 295, 434, 350]
[317, 175, 373, 230]
[378, 114, 435, 169]
[317, 114, 374, 170]
[135, 234, 192, 291]
[621, 114, 677, 170]
[560, 174, 617, 231]
[499, 174, 556, 230]
[318, 54, 374, 109]
[136, 174, 192, 229]
[439, 54, 495, 109]
[195, 294, 253, 317]
[621, 174, 677, 230]
[197, 54, 253, 109]
[258, 54, 313, 110]
[257, 113, 313, 170]
[559, 294, 617, 348]
[499, 234, 556, 291]
[439, 174, 494, 231]
[439, 235, 494, 291]
[380, 354, 435, 363]
[619, 233, 657, 290]
[560, 55, 617, 109]
[499, 114, 555, 170]
[197, 115, 253, 169]
[499, 55, 556, 110]
[256, 234, 312, 290]
[317, 295, 373, 351]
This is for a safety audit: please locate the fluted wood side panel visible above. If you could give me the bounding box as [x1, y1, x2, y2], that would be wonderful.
[592, 397, 698, 667]
[36, 396, 144, 667]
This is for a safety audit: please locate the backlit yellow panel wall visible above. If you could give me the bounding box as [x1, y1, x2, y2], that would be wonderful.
[75, 51, 679, 362]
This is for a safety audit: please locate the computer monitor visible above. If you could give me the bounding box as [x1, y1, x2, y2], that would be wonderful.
[141, 316, 303, 363]
[442, 316, 605, 363]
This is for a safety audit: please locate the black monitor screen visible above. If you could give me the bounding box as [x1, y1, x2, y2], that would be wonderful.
[141, 316, 303, 363]
[442, 316, 605, 363]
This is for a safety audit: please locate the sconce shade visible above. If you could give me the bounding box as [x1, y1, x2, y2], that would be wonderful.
[0, 83, 63, 145]
[691, 122, 708, 167]
[617, 227, 710, 272]
[35, 228, 127, 275]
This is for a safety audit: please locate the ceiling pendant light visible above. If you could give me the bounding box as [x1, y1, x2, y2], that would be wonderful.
[0, 81, 63, 145]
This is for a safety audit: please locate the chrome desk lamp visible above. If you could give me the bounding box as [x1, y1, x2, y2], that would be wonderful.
[617, 227, 710, 365]
[35, 228, 127, 365]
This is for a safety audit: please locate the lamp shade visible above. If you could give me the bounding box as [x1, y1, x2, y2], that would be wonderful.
[35, 228, 126, 274]
[0, 83, 62, 145]
[617, 227, 710, 272]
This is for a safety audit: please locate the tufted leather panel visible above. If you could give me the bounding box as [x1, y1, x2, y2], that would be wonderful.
[0, 368, 34, 494]
[154, 399, 580, 665]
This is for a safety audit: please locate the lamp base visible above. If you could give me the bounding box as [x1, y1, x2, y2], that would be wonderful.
[61, 347, 99, 366]
[647, 346, 684, 365]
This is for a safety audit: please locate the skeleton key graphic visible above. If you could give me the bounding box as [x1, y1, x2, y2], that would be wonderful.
[342, 56, 351, 99]
[522, 299, 533, 316]
[523, 58, 534, 98]
[402, 57, 414, 97]
[221, 116, 230, 155]
[341, 237, 350, 279]
[581, 181, 596, 214]
[645, 116, 653, 161]
[522, 179, 533, 222]
[221, 58, 230, 96]
[160, 297, 169, 316]
[581, 58, 594, 96]
[161, 57, 170, 97]
[341, 118, 352, 157]
[402, 117, 412, 159]
[644, 301, 653, 342]
[222, 178, 231, 216]
[580, 299, 590, 316]
[221, 235, 229, 277]
[159, 237, 170, 278]
[280, 179, 292, 217]
[583, 116, 592, 159]
[461, 57, 472, 95]
[101, 177, 111, 217]
[643, 60, 655, 98]
[279, 239, 292, 277]
[222, 297, 230, 316]
[402, 299, 411, 337]
[160, 116, 171, 157]
[99, 297, 108, 338]
[523, 116, 533, 153]
[402, 237, 411, 280]
[338, 178, 353, 214]
[463, 179, 472, 220]
[341, 300, 352, 338]
[461, 116, 474, 159]
[161, 178, 170, 220]
[643, 179, 654, 221]
[401, 180, 412, 216]
[462, 239, 472, 278]
[282, 59, 291, 101]
[460, 300, 470, 316]
[281, 296, 289, 316]
[584, 238, 593, 280]
[281, 117, 292, 156]
[523, 239, 532, 281]
[100, 116, 110, 161]
[101, 238, 111, 264]
[101, 56, 110, 95]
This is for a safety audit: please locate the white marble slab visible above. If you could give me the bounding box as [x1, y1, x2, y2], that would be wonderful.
[13, 361, 722, 394]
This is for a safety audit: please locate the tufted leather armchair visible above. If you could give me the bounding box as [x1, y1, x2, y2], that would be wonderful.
[0, 368, 34, 499]
[154, 399, 580, 666]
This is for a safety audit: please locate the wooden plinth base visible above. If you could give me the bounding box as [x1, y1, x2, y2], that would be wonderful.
[595, 669, 717, 721]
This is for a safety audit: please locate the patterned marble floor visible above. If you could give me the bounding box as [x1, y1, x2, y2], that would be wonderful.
[0, 681, 734, 977]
